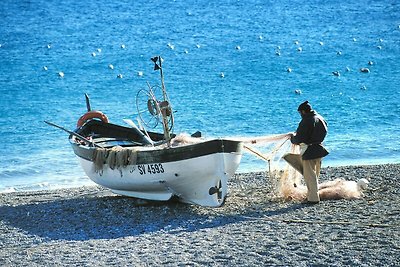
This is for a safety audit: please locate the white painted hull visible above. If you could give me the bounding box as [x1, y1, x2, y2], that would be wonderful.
[78, 151, 242, 207]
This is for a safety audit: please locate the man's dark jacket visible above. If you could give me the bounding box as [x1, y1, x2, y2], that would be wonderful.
[291, 111, 329, 160]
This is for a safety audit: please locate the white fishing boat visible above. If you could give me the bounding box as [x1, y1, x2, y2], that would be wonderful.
[47, 56, 243, 207]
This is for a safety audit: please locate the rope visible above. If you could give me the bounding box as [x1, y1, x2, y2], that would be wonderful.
[243, 145, 270, 162]
[243, 135, 291, 162]
[233, 133, 292, 145]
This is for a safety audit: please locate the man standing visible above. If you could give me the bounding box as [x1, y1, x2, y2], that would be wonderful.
[284, 101, 329, 203]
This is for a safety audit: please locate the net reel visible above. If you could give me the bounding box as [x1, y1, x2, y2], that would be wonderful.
[136, 84, 174, 131]
[135, 56, 174, 143]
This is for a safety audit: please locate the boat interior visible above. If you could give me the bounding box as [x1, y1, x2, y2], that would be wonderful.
[74, 119, 172, 148]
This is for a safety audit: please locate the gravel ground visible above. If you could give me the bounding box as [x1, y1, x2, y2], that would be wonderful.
[1, 164, 399, 266]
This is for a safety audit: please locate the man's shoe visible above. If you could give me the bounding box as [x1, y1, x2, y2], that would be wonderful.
[304, 200, 319, 205]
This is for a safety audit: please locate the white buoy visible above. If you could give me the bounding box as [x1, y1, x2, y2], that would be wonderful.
[43, 66, 48, 71]
[360, 67, 370, 73]
[377, 45, 382, 50]
[294, 89, 302, 95]
[58, 71, 64, 78]
[167, 43, 175, 50]
[337, 51, 342, 55]
[91, 52, 96, 57]
[220, 72, 225, 78]
[108, 64, 114, 70]
[287, 67, 292, 73]
[294, 40, 299, 45]
[360, 85, 367, 90]
[332, 71, 340, 77]
[368, 61, 374, 65]
[259, 35, 263, 41]
[117, 74, 123, 78]
[346, 67, 351, 72]
[137, 71, 143, 77]
[235, 45, 241, 50]
[275, 51, 281, 56]
[319, 41, 324, 46]
[121, 44, 126, 49]
[184, 49, 189, 54]
[353, 37, 357, 42]
[97, 48, 102, 53]
[47, 44, 51, 49]
[297, 47, 302, 52]
[196, 44, 201, 48]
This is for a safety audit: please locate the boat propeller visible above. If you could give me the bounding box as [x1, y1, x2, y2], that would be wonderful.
[209, 180, 223, 200]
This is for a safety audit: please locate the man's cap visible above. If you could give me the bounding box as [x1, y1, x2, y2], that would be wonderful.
[298, 101, 312, 112]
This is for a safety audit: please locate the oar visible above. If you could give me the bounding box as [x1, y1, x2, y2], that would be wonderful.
[44, 120, 102, 148]
[123, 118, 154, 146]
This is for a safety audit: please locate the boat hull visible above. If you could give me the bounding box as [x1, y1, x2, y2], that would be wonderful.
[72, 138, 243, 207]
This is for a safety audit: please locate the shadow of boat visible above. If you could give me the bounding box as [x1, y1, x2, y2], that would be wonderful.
[0, 189, 306, 242]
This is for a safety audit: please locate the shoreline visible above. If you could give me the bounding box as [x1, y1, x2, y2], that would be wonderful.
[237, 158, 400, 173]
[2, 161, 399, 194]
[1, 163, 399, 266]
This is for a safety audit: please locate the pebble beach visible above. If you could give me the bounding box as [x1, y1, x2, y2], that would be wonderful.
[1, 164, 399, 266]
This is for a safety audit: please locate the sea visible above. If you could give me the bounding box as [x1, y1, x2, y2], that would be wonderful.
[0, 0, 399, 192]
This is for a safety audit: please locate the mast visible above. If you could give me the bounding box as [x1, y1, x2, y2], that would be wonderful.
[151, 56, 172, 145]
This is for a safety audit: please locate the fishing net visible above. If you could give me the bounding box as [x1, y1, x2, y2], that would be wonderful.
[238, 133, 304, 201]
[241, 133, 368, 202]
[93, 146, 138, 173]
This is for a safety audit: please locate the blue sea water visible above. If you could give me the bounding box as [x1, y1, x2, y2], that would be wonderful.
[0, 0, 399, 192]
